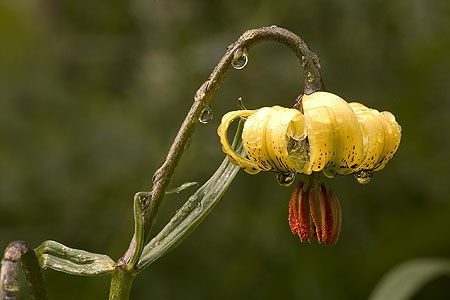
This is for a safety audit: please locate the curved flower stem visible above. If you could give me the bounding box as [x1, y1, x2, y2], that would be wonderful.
[112, 26, 325, 299]
[119, 26, 324, 267]
[0, 241, 48, 300]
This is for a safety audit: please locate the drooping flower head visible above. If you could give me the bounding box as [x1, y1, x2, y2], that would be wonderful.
[217, 91, 401, 245]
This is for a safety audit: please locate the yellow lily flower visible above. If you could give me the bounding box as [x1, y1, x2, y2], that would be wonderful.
[217, 91, 401, 245]
[218, 91, 401, 179]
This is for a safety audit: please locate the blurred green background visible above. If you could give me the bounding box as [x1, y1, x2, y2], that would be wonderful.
[1, 0, 449, 299]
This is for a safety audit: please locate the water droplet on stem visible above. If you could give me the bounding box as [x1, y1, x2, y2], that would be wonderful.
[232, 48, 248, 70]
[300, 55, 307, 67]
[199, 106, 213, 124]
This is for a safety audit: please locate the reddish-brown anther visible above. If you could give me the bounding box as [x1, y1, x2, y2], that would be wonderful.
[288, 182, 302, 234]
[289, 178, 342, 245]
[309, 187, 325, 244]
[288, 181, 313, 242]
[324, 187, 342, 245]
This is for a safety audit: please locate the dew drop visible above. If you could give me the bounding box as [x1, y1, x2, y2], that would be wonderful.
[199, 106, 213, 124]
[354, 170, 373, 184]
[270, 25, 277, 28]
[232, 48, 248, 70]
[306, 72, 314, 83]
[300, 55, 307, 67]
[277, 172, 296, 187]
[322, 168, 336, 179]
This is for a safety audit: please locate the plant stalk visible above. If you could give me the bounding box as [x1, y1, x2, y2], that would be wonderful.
[108, 268, 136, 300]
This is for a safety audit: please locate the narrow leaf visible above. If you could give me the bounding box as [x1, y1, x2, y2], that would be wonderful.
[127, 192, 148, 269]
[369, 258, 450, 300]
[35, 241, 115, 276]
[137, 121, 245, 271]
[166, 182, 198, 195]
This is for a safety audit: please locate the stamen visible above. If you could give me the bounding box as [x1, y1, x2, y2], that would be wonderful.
[290, 177, 342, 245]
[325, 188, 342, 245]
[309, 187, 326, 244]
[288, 181, 313, 242]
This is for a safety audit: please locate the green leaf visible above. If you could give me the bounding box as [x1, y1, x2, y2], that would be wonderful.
[369, 258, 450, 300]
[35, 241, 115, 276]
[126, 192, 148, 269]
[137, 120, 245, 271]
[166, 182, 198, 195]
